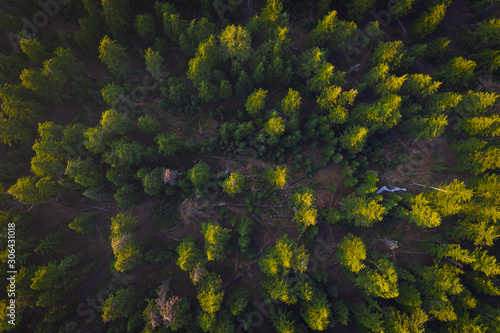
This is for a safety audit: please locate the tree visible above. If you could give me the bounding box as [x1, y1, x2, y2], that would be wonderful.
[65, 157, 102, 187]
[375, 74, 407, 96]
[280, 88, 302, 116]
[245, 88, 268, 117]
[0, 118, 32, 146]
[261, 0, 286, 30]
[429, 179, 473, 217]
[201, 221, 231, 261]
[114, 183, 140, 209]
[69, 213, 95, 235]
[219, 80, 233, 100]
[176, 238, 203, 271]
[30, 121, 66, 178]
[228, 288, 249, 316]
[456, 91, 498, 116]
[259, 234, 309, 276]
[316, 86, 357, 124]
[460, 115, 500, 137]
[110, 213, 142, 272]
[265, 116, 285, 137]
[104, 139, 144, 168]
[155, 132, 184, 157]
[341, 195, 386, 227]
[145, 47, 164, 81]
[219, 25, 252, 62]
[19, 38, 48, 65]
[100, 109, 134, 135]
[0, 54, 24, 82]
[403, 73, 441, 97]
[405, 114, 448, 141]
[301, 293, 332, 331]
[336, 234, 366, 273]
[355, 257, 399, 298]
[137, 167, 164, 196]
[408, 193, 442, 228]
[135, 14, 156, 43]
[340, 125, 368, 154]
[411, 3, 447, 39]
[474, 146, 500, 174]
[265, 165, 287, 189]
[371, 41, 405, 68]
[222, 172, 244, 195]
[347, 0, 376, 22]
[197, 272, 224, 314]
[137, 114, 161, 135]
[440, 57, 476, 86]
[351, 94, 402, 132]
[291, 189, 318, 231]
[0, 84, 46, 121]
[20, 68, 66, 103]
[101, 0, 132, 41]
[306, 62, 344, 96]
[102, 287, 135, 322]
[188, 163, 211, 193]
[101, 82, 125, 108]
[8, 176, 47, 205]
[234, 70, 253, 95]
[98, 35, 132, 80]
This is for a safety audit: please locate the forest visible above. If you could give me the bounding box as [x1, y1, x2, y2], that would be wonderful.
[0, 0, 499, 332]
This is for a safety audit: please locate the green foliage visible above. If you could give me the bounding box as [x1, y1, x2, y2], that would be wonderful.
[265, 165, 288, 189]
[68, 213, 95, 234]
[300, 293, 332, 331]
[137, 114, 161, 135]
[222, 172, 244, 195]
[403, 73, 441, 97]
[456, 91, 498, 116]
[408, 193, 442, 228]
[259, 234, 309, 276]
[356, 257, 399, 298]
[228, 288, 249, 316]
[411, 3, 447, 39]
[340, 125, 368, 154]
[98, 35, 131, 80]
[219, 80, 233, 100]
[280, 88, 302, 116]
[316, 86, 357, 124]
[219, 25, 252, 62]
[245, 88, 268, 117]
[110, 213, 142, 272]
[65, 157, 102, 187]
[0, 84, 46, 121]
[424, 37, 450, 60]
[102, 286, 135, 322]
[371, 41, 405, 69]
[188, 163, 211, 193]
[341, 195, 386, 227]
[8, 176, 48, 205]
[101, 0, 132, 41]
[440, 57, 476, 86]
[347, 0, 376, 22]
[144, 47, 164, 81]
[201, 221, 231, 261]
[135, 14, 155, 43]
[155, 132, 184, 157]
[176, 238, 203, 271]
[19, 38, 49, 65]
[197, 272, 224, 314]
[137, 167, 164, 196]
[35, 232, 63, 255]
[336, 234, 366, 273]
[405, 114, 448, 141]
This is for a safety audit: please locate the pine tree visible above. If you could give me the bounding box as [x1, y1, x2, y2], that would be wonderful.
[408, 193, 442, 228]
[219, 25, 252, 62]
[155, 132, 184, 157]
[340, 125, 368, 154]
[0, 118, 32, 146]
[347, 0, 376, 22]
[197, 272, 224, 314]
[403, 73, 441, 97]
[8, 176, 47, 205]
[280, 88, 302, 116]
[456, 91, 498, 116]
[176, 238, 203, 271]
[245, 88, 268, 117]
[474, 146, 500, 174]
[19, 38, 49, 65]
[137, 114, 161, 135]
[411, 3, 447, 39]
[201, 221, 231, 261]
[110, 213, 142, 272]
[440, 57, 476, 87]
[219, 80, 233, 100]
[317, 86, 357, 124]
[101, 0, 132, 41]
[235, 70, 253, 95]
[222, 172, 244, 195]
[405, 114, 448, 141]
[135, 14, 156, 44]
[69, 213, 96, 235]
[188, 163, 211, 193]
[265, 165, 287, 189]
[98, 35, 131, 80]
[355, 257, 399, 298]
[341, 194, 386, 227]
[336, 233, 366, 273]
[102, 287, 135, 322]
[144, 48, 165, 81]
[460, 115, 500, 137]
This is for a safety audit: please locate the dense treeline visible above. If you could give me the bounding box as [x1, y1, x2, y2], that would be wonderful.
[0, 0, 499, 332]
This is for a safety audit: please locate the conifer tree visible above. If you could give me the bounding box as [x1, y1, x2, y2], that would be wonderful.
[201, 221, 231, 261]
[245, 88, 268, 117]
[197, 272, 224, 314]
[355, 257, 399, 298]
[336, 234, 366, 273]
[19, 38, 48, 65]
[219, 25, 252, 62]
[411, 3, 447, 39]
[98, 35, 131, 80]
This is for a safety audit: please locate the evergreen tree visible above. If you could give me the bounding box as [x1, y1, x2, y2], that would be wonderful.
[135, 14, 156, 44]
[280, 88, 302, 116]
[110, 212, 142, 272]
[155, 132, 184, 157]
[188, 163, 211, 194]
[301, 293, 332, 331]
[101, 0, 132, 41]
[176, 238, 203, 271]
[355, 257, 399, 298]
[340, 125, 368, 154]
[201, 221, 231, 261]
[98, 35, 132, 80]
[408, 193, 442, 228]
[265, 165, 287, 189]
[8, 176, 47, 205]
[405, 114, 448, 141]
[341, 194, 386, 227]
[222, 172, 244, 195]
[197, 272, 224, 314]
[102, 287, 135, 322]
[336, 234, 366, 273]
[219, 25, 252, 62]
[245, 88, 268, 117]
[144, 48, 165, 81]
[347, 0, 376, 22]
[19, 38, 48, 65]
[440, 57, 476, 87]
[411, 3, 447, 39]
[137, 114, 161, 135]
